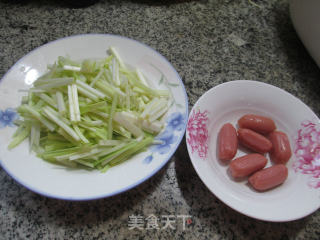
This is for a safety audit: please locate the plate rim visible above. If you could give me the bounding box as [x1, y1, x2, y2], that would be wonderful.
[0, 33, 189, 201]
[186, 79, 320, 222]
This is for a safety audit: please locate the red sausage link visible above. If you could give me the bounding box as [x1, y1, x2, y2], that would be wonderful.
[238, 128, 272, 153]
[229, 153, 268, 178]
[248, 164, 288, 191]
[269, 131, 292, 164]
[238, 114, 276, 134]
[218, 123, 238, 161]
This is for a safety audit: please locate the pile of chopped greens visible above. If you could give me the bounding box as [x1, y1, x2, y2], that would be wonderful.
[9, 47, 170, 172]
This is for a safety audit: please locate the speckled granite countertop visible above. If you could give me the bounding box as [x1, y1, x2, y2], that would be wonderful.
[1, 0, 320, 239]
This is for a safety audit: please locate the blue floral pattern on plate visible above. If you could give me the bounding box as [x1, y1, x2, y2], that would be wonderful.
[143, 111, 185, 164]
[0, 108, 18, 128]
[143, 155, 154, 164]
[166, 112, 185, 132]
[150, 129, 178, 154]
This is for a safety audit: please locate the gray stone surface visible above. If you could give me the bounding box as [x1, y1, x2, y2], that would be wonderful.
[1, 0, 320, 239]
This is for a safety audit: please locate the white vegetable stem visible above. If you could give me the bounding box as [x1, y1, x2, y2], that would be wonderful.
[72, 84, 81, 122]
[112, 58, 120, 86]
[56, 91, 66, 115]
[39, 93, 58, 109]
[76, 79, 106, 99]
[141, 120, 163, 134]
[63, 65, 81, 71]
[77, 85, 99, 101]
[67, 84, 81, 122]
[149, 104, 169, 122]
[113, 112, 144, 138]
[30, 124, 40, 151]
[140, 98, 159, 118]
[22, 105, 56, 131]
[68, 85, 75, 122]
[34, 77, 74, 90]
[148, 98, 167, 117]
[43, 106, 80, 142]
[109, 47, 125, 69]
[108, 93, 118, 139]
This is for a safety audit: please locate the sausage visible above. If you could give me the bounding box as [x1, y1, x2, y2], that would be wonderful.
[248, 164, 288, 191]
[238, 114, 276, 134]
[218, 123, 238, 161]
[238, 128, 272, 153]
[269, 131, 292, 164]
[229, 153, 268, 178]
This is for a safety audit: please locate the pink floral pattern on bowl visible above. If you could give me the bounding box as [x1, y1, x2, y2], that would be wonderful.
[293, 120, 320, 189]
[186, 108, 209, 159]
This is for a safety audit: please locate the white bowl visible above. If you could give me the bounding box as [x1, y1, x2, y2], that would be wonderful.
[0, 34, 188, 200]
[186, 80, 320, 222]
[290, 0, 320, 67]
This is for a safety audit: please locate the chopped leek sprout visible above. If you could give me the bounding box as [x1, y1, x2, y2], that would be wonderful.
[9, 47, 171, 172]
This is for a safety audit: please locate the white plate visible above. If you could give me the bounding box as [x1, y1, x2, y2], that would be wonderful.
[186, 80, 320, 222]
[0, 34, 188, 200]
